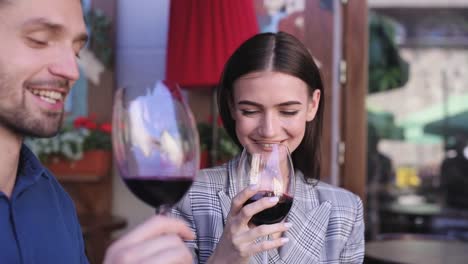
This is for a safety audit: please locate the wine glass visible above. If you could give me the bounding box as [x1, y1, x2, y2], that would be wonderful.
[237, 143, 295, 262]
[112, 80, 199, 214]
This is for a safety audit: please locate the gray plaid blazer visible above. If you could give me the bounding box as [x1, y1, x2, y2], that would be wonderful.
[171, 158, 365, 264]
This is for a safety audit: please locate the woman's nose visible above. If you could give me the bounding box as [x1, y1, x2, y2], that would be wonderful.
[258, 112, 278, 138]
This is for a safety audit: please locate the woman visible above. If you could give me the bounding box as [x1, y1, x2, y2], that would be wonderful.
[172, 32, 364, 264]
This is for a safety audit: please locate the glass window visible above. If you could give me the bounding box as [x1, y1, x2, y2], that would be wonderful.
[366, 7, 468, 241]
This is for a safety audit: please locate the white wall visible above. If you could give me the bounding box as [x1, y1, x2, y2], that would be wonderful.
[113, 0, 170, 235]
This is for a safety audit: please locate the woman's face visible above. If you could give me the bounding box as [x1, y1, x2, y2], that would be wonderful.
[230, 71, 320, 153]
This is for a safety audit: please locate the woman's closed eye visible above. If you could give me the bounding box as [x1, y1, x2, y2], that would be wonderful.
[240, 109, 260, 116]
[281, 110, 299, 116]
[240, 109, 299, 116]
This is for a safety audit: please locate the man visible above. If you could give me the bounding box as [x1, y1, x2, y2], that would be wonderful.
[0, 0, 193, 263]
[441, 135, 468, 209]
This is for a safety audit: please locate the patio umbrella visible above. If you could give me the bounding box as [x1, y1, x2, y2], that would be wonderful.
[424, 111, 468, 137]
[399, 93, 468, 144]
[368, 110, 405, 140]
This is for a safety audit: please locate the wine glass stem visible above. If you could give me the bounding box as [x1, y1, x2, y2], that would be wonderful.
[155, 204, 171, 215]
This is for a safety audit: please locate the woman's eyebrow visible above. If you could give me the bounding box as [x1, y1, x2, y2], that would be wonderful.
[277, 101, 302, 106]
[237, 100, 302, 107]
[238, 100, 261, 107]
[237, 100, 302, 106]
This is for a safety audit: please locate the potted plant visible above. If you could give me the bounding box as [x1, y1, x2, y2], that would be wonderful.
[25, 115, 112, 180]
[197, 120, 239, 168]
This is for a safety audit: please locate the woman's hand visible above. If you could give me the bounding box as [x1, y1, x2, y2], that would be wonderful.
[208, 185, 291, 264]
[103, 215, 194, 264]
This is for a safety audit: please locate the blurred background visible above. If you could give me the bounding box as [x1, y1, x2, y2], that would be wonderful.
[26, 0, 468, 263]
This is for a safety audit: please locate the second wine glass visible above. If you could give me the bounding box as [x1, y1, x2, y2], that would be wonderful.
[112, 80, 199, 214]
[237, 143, 295, 263]
[237, 143, 295, 226]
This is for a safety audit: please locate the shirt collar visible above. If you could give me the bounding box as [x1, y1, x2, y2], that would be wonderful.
[13, 144, 49, 197]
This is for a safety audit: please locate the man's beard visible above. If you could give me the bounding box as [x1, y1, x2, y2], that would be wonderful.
[0, 108, 64, 138]
[0, 73, 67, 138]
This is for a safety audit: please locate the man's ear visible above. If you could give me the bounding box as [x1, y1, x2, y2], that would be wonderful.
[306, 89, 321, 122]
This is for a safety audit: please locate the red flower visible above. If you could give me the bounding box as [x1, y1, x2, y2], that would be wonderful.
[84, 120, 97, 130]
[100, 123, 112, 134]
[73, 116, 99, 130]
[73, 116, 89, 128]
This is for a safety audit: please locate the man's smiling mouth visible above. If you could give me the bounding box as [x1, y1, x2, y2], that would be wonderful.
[27, 88, 65, 104]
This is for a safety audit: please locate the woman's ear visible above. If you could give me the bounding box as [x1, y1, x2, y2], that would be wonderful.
[306, 89, 321, 122]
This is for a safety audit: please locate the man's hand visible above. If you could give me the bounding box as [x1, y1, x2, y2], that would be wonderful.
[104, 215, 194, 264]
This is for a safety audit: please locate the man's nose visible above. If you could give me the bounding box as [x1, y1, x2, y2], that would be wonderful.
[48, 47, 80, 82]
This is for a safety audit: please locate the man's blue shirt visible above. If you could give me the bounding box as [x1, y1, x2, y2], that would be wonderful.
[0, 145, 89, 263]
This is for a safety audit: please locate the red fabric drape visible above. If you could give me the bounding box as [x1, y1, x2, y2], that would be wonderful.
[165, 0, 259, 89]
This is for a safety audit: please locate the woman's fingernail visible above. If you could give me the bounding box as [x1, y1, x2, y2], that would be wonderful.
[284, 222, 293, 228]
[281, 237, 289, 244]
[268, 196, 279, 203]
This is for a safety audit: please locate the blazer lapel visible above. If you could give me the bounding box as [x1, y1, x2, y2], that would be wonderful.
[217, 158, 238, 225]
[280, 175, 332, 263]
[218, 190, 231, 226]
[281, 200, 332, 263]
[249, 181, 332, 264]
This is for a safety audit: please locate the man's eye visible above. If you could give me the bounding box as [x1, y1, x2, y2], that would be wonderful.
[27, 38, 48, 46]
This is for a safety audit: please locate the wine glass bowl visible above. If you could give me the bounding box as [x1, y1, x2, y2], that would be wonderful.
[112, 81, 199, 212]
[238, 143, 295, 225]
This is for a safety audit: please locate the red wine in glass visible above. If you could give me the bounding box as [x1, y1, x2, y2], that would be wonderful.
[237, 143, 294, 264]
[244, 191, 293, 225]
[124, 176, 193, 208]
[112, 81, 199, 213]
